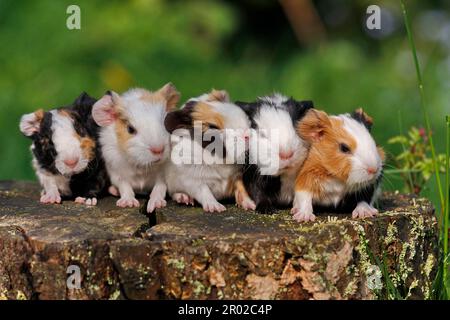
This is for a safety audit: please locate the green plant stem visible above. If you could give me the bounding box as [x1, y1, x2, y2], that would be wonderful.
[444, 115, 449, 285]
[401, 0, 445, 213]
[397, 110, 415, 192]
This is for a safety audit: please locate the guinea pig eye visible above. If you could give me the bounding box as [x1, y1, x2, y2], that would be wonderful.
[208, 124, 219, 130]
[339, 143, 351, 154]
[127, 125, 137, 135]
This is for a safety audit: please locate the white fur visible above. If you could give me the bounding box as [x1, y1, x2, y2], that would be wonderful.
[338, 115, 383, 188]
[250, 99, 308, 176]
[97, 88, 171, 211]
[50, 111, 90, 176]
[165, 100, 250, 212]
[292, 191, 315, 222]
[33, 158, 70, 204]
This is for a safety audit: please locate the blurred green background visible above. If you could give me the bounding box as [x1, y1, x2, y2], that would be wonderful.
[1, 0, 449, 203]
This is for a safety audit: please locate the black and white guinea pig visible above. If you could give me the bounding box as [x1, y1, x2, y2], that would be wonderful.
[164, 89, 251, 213]
[235, 94, 314, 214]
[92, 83, 180, 213]
[292, 108, 385, 222]
[19, 92, 109, 205]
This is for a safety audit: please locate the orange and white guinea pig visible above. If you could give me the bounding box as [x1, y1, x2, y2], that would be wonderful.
[291, 108, 385, 222]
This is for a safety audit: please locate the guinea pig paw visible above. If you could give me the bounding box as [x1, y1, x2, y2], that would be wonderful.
[40, 192, 61, 204]
[203, 201, 226, 213]
[240, 198, 256, 211]
[74, 197, 97, 206]
[116, 197, 140, 208]
[147, 198, 167, 213]
[291, 208, 316, 222]
[352, 204, 378, 219]
[173, 193, 194, 206]
[108, 186, 120, 197]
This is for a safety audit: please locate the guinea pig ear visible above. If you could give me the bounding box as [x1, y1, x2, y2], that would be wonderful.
[298, 109, 331, 142]
[351, 108, 373, 131]
[164, 102, 195, 133]
[207, 89, 230, 103]
[157, 82, 180, 111]
[20, 109, 44, 137]
[92, 91, 120, 127]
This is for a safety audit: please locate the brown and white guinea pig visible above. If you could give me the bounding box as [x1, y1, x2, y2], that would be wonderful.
[234, 94, 314, 213]
[291, 108, 385, 222]
[92, 83, 180, 213]
[164, 89, 251, 213]
[19, 92, 109, 205]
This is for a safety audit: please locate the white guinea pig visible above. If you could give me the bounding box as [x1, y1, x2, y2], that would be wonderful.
[291, 108, 385, 222]
[163, 89, 251, 213]
[92, 83, 180, 213]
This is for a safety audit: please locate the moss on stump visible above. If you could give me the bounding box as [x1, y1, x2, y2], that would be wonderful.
[0, 181, 438, 300]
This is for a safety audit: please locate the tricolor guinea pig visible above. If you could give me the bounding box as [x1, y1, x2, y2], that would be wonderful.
[235, 94, 314, 213]
[291, 108, 385, 222]
[164, 89, 251, 213]
[92, 83, 180, 213]
[19, 92, 109, 205]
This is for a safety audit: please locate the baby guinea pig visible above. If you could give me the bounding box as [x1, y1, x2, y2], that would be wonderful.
[291, 108, 385, 222]
[164, 89, 251, 213]
[235, 94, 314, 213]
[19, 92, 109, 205]
[92, 83, 180, 213]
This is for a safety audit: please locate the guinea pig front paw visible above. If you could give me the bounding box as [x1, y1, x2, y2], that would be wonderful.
[172, 193, 195, 206]
[40, 192, 61, 204]
[239, 197, 256, 211]
[291, 207, 316, 222]
[352, 202, 378, 219]
[203, 200, 226, 213]
[147, 197, 167, 213]
[116, 197, 140, 208]
[74, 197, 98, 206]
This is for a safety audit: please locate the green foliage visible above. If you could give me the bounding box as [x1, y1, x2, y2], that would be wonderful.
[388, 127, 446, 194]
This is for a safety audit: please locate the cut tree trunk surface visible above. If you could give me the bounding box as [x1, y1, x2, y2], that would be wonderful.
[0, 181, 438, 300]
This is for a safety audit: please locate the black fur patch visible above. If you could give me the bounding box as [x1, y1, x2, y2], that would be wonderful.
[237, 94, 314, 213]
[31, 112, 58, 174]
[350, 110, 373, 131]
[313, 173, 382, 213]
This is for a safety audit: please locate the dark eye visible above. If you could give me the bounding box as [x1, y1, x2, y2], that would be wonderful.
[208, 124, 219, 130]
[127, 125, 137, 135]
[339, 143, 351, 154]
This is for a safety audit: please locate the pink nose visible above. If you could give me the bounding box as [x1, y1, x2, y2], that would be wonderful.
[279, 150, 294, 160]
[64, 158, 79, 168]
[367, 167, 377, 175]
[150, 146, 165, 155]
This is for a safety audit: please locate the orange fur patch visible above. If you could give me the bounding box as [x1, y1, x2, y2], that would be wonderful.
[80, 137, 96, 161]
[34, 109, 44, 122]
[192, 102, 225, 131]
[115, 118, 133, 150]
[295, 115, 356, 198]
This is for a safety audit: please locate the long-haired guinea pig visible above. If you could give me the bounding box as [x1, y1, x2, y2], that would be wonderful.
[164, 89, 251, 213]
[19, 92, 109, 205]
[234, 94, 314, 214]
[291, 108, 385, 222]
[92, 83, 180, 213]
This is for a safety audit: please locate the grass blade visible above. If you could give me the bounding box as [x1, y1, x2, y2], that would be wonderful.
[400, 0, 445, 213]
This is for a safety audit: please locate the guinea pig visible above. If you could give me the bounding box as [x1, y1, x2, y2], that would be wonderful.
[164, 89, 251, 212]
[92, 83, 180, 213]
[235, 94, 314, 213]
[291, 108, 385, 222]
[19, 92, 109, 205]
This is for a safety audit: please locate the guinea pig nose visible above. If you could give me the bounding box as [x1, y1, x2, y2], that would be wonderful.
[149, 145, 165, 155]
[367, 167, 377, 175]
[64, 157, 79, 168]
[279, 150, 294, 160]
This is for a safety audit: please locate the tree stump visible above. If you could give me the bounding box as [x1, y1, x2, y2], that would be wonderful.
[0, 181, 438, 300]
